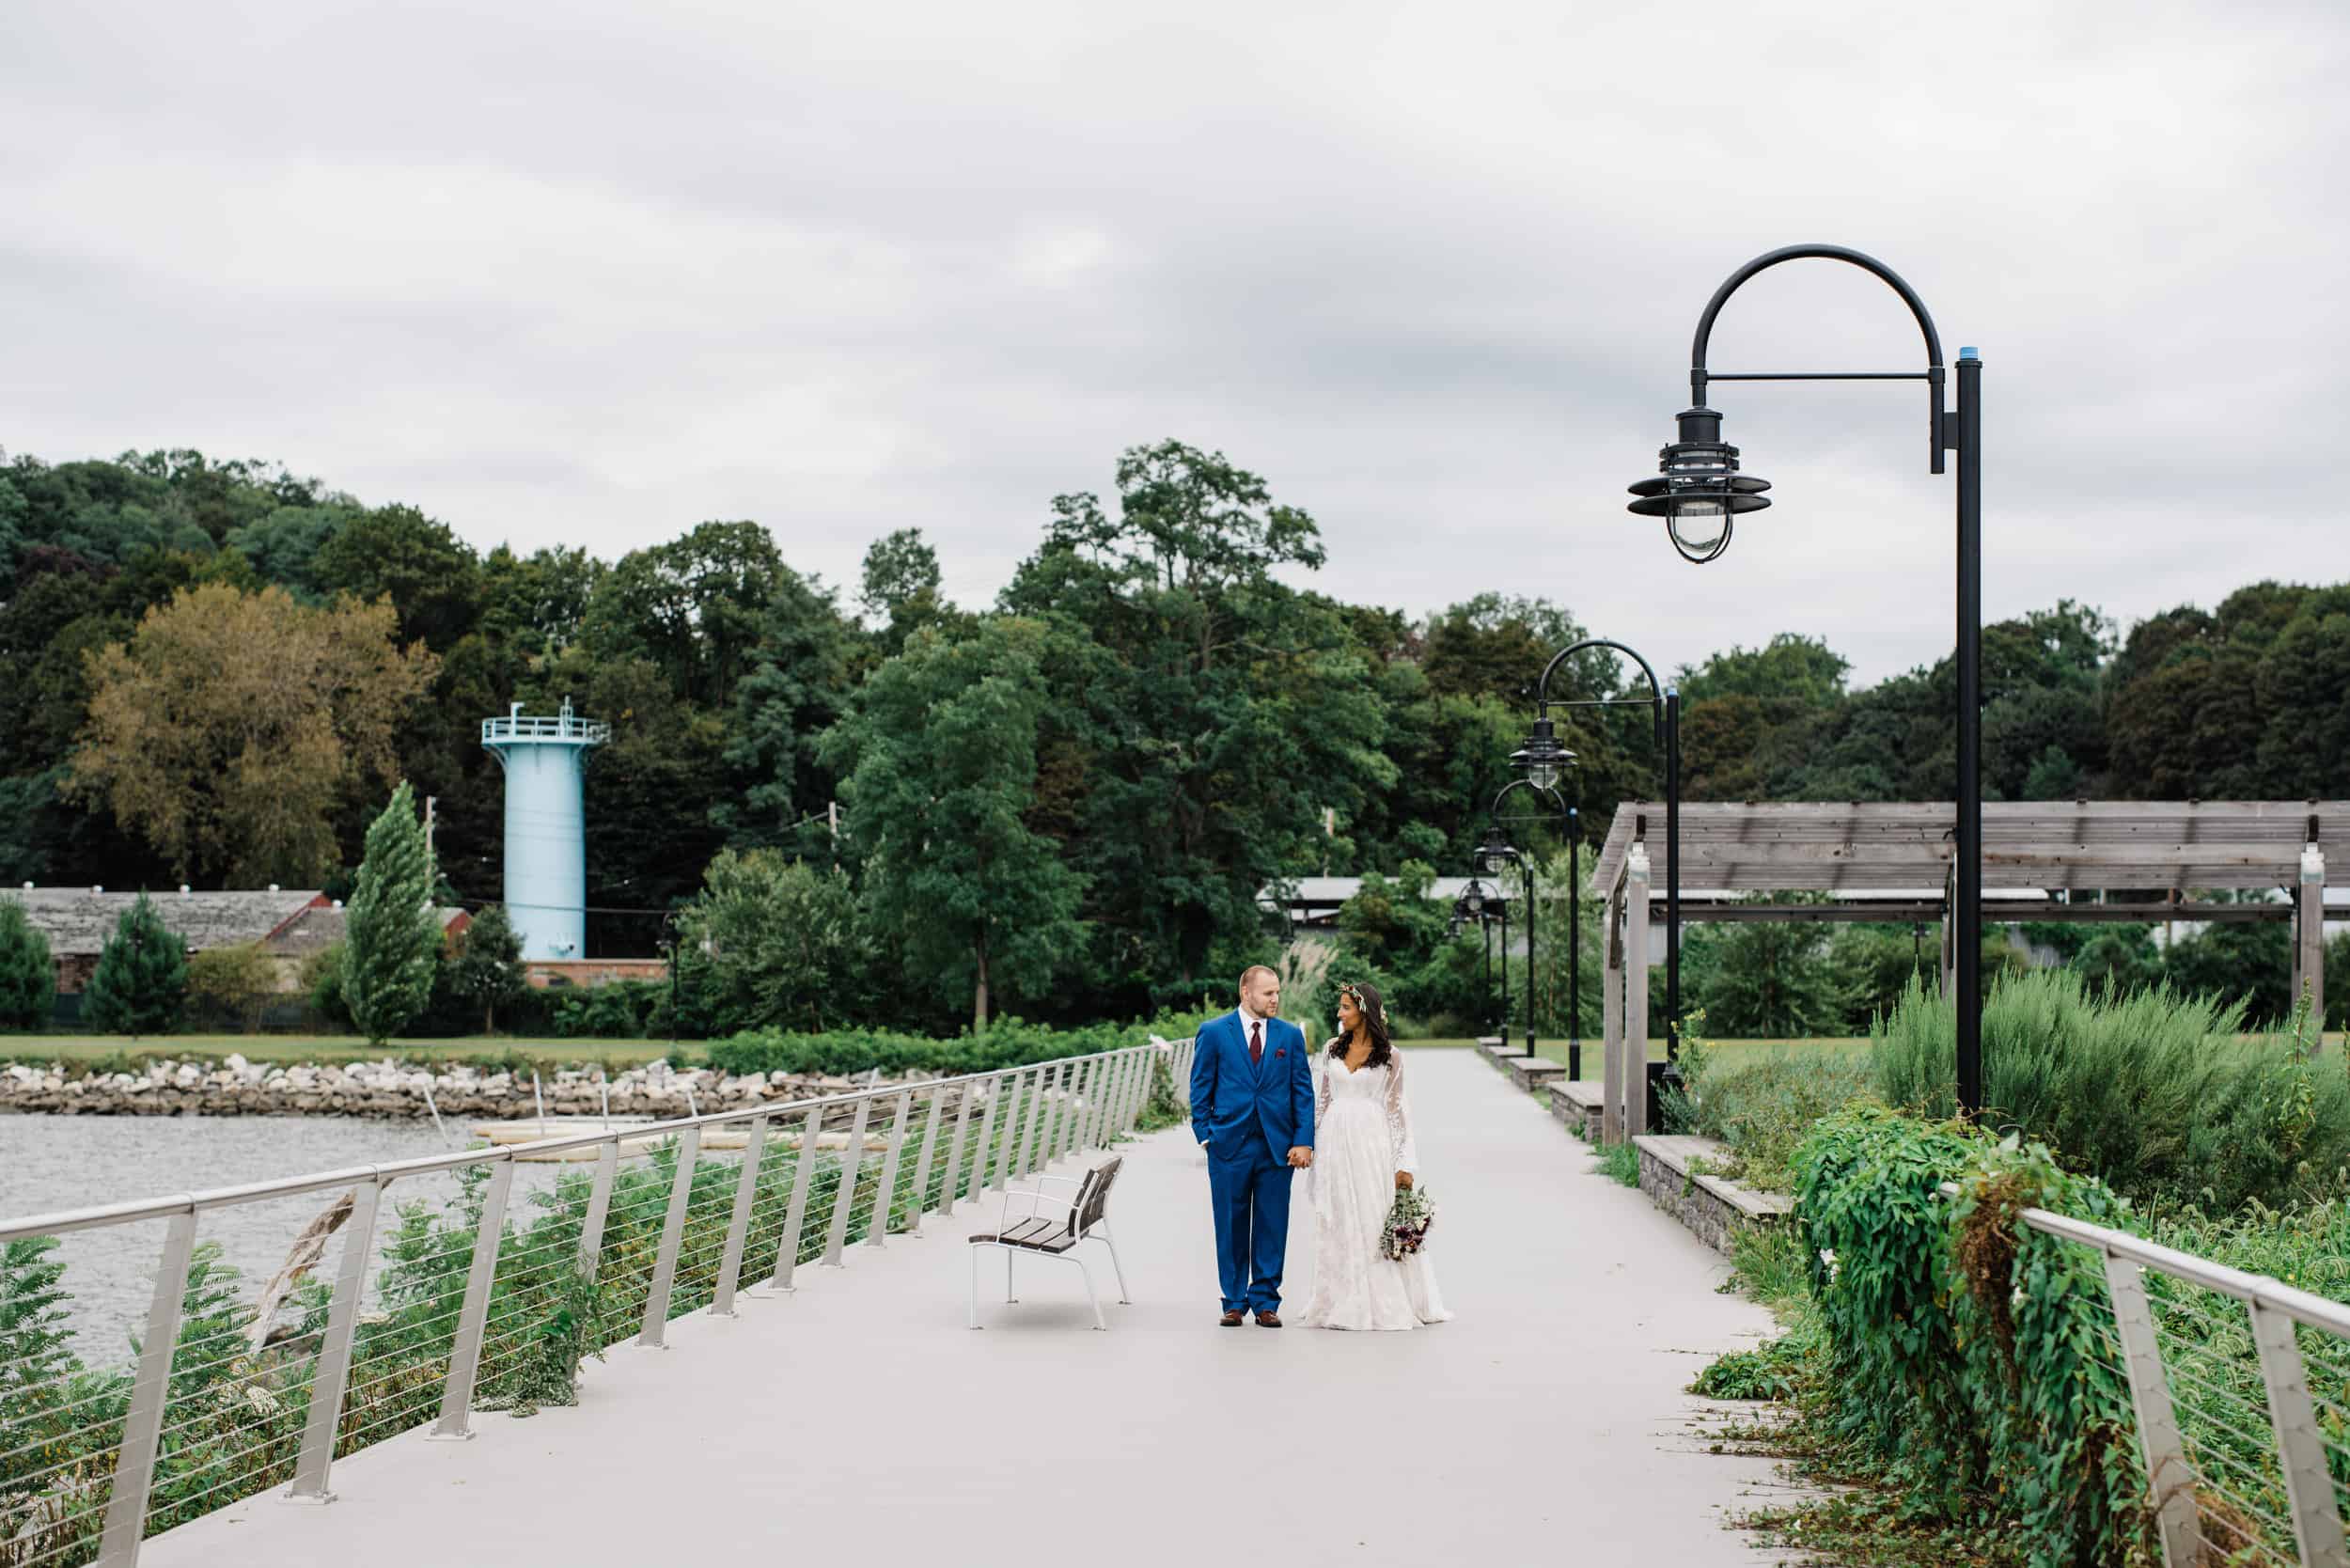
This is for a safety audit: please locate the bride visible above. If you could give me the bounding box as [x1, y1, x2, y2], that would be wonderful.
[1297, 981, 1451, 1331]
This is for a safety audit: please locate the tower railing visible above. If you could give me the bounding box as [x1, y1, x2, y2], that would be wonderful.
[480, 714, 612, 745]
[0, 1038, 1187, 1568]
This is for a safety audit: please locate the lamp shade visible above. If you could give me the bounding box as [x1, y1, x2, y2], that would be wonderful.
[1510, 717, 1576, 792]
[1627, 405, 1771, 564]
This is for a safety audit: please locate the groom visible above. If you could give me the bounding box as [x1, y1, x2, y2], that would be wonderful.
[1190, 965, 1314, 1326]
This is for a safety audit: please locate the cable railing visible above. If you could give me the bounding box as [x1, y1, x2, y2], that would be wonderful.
[0, 1037, 1189, 1568]
[1997, 1201, 2350, 1568]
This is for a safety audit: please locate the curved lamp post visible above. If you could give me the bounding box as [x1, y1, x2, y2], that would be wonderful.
[1624, 243, 1982, 1116]
[1450, 877, 1496, 1029]
[1518, 638, 1682, 1074]
[1480, 779, 1567, 1058]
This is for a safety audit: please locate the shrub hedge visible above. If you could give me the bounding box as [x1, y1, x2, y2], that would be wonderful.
[1872, 968, 2350, 1212]
[704, 1012, 1214, 1080]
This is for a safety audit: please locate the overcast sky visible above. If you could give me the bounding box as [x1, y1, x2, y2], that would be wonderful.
[6, 0, 2344, 685]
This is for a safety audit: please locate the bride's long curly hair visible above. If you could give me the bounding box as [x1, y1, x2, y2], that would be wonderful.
[1329, 980, 1394, 1069]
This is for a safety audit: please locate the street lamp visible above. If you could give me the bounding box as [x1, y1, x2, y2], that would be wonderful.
[1451, 876, 1495, 1027]
[1521, 639, 1683, 1069]
[1508, 718, 1574, 792]
[1623, 242, 1982, 1116]
[1481, 782, 1564, 1059]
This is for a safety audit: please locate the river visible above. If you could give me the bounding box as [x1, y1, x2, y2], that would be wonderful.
[0, 1115, 583, 1358]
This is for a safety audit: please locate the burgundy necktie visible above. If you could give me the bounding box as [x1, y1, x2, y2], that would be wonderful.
[1249, 1020, 1263, 1066]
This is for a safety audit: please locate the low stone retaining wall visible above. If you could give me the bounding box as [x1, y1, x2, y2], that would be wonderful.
[1632, 1134, 1792, 1255]
[0, 1057, 932, 1121]
[1543, 1079, 1603, 1141]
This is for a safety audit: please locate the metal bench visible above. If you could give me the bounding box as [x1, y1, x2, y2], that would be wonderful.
[967, 1155, 1130, 1330]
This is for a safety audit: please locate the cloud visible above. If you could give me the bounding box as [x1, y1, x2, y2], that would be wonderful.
[3, 0, 2344, 682]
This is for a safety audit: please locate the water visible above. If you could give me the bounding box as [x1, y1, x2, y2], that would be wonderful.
[0, 1116, 579, 1359]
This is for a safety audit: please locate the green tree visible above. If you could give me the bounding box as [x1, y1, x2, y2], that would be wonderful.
[225, 503, 360, 599]
[676, 849, 874, 1032]
[1001, 441, 1395, 1005]
[713, 570, 858, 852]
[184, 941, 277, 1032]
[824, 618, 1084, 1029]
[1697, 907, 1850, 1038]
[0, 898, 53, 1029]
[858, 527, 948, 656]
[82, 892, 187, 1037]
[341, 783, 442, 1045]
[478, 543, 603, 660]
[581, 521, 784, 708]
[311, 504, 483, 651]
[449, 903, 527, 1033]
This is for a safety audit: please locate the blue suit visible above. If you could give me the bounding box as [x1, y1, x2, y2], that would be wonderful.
[1190, 1009, 1315, 1314]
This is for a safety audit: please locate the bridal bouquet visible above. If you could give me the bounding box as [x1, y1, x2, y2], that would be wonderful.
[1381, 1184, 1435, 1262]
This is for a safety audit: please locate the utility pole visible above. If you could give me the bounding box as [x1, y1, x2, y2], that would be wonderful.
[423, 796, 437, 861]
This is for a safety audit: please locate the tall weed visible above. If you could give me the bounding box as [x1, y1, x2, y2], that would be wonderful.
[1871, 968, 2350, 1211]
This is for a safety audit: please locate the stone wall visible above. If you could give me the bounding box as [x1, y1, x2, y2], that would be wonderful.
[0, 1057, 930, 1121]
[1632, 1135, 1792, 1255]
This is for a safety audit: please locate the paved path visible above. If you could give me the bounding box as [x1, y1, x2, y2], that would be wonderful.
[146, 1050, 1784, 1566]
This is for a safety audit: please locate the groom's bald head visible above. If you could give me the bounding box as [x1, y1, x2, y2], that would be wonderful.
[1238, 965, 1280, 1017]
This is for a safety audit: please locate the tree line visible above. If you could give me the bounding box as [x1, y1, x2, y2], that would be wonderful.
[3, 441, 2343, 1035]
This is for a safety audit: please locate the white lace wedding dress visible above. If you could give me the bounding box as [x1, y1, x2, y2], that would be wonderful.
[1296, 1045, 1451, 1331]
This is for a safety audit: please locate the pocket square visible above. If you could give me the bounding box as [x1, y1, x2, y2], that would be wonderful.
[1276, 1048, 1285, 1057]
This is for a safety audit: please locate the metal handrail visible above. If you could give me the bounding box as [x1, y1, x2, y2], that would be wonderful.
[0, 1036, 1191, 1568]
[1936, 1181, 2350, 1568]
[478, 715, 611, 744]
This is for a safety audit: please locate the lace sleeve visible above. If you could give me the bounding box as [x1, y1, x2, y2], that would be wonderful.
[1314, 1044, 1335, 1128]
[1385, 1050, 1419, 1176]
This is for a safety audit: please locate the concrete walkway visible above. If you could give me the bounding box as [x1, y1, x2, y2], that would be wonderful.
[146, 1049, 1785, 1566]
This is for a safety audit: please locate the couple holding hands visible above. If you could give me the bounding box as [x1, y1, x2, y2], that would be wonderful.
[1188, 966, 1450, 1331]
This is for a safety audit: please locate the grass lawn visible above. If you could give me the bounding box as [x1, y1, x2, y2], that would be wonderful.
[0, 1035, 695, 1072]
[1407, 1034, 1868, 1079]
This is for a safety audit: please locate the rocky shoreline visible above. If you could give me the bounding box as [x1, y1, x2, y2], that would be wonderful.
[0, 1057, 909, 1120]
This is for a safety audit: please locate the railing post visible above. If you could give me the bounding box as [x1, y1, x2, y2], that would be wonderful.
[867, 1091, 912, 1247]
[1043, 1061, 1072, 1160]
[938, 1081, 978, 1215]
[1079, 1056, 1107, 1149]
[762, 1105, 823, 1293]
[2100, 1253, 2199, 1568]
[1032, 1061, 1062, 1164]
[1021, 1065, 1049, 1174]
[95, 1206, 197, 1567]
[906, 1087, 944, 1236]
[712, 1115, 769, 1318]
[431, 1155, 514, 1438]
[2248, 1299, 2348, 1568]
[577, 1139, 619, 1281]
[636, 1126, 701, 1348]
[991, 1072, 1026, 1189]
[823, 1096, 872, 1265]
[971, 1072, 1007, 1197]
[285, 1176, 383, 1504]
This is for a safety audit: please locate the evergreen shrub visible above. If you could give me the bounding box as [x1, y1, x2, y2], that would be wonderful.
[81, 893, 187, 1037]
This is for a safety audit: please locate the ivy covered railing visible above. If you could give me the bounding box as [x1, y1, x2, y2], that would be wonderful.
[1794, 1107, 2350, 1568]
[0, 1038, 1194, 1568]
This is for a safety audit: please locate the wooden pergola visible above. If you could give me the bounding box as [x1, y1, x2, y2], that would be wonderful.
[1587, 800, 2346, 1142]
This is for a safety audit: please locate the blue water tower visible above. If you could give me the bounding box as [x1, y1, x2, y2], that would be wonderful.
[481, 698, 611, 961]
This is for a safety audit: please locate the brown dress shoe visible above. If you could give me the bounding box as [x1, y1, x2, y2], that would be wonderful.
[1219, 1309, 1245, 1327]
[1255, 1310, 1282, 1327]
